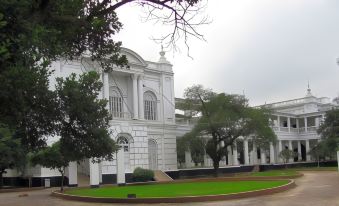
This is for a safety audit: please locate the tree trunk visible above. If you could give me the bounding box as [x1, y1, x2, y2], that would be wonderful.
[0, 172, 3, 188]
[59, 168, 65, 192]
[213, 161, 219, 177]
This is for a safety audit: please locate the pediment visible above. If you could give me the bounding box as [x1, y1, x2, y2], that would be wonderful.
[120, 48, 147, 67]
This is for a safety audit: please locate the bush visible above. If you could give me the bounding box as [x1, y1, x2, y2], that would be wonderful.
[132, 167, 154, 182]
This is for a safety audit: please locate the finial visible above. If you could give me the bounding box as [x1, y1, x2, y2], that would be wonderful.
[158, 44, 170, 64]
[306, 81, 312, 96]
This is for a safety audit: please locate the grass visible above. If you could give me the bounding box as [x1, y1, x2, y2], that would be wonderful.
[65, 180, 289, 198]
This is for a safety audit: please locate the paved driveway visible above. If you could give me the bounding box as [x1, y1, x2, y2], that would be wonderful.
[0, 171, 338, 206]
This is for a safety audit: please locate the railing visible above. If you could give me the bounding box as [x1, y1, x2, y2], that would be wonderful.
[280, 127, 289, 132]
[110, 111, 131, 120]
[272, 126, 318, 133]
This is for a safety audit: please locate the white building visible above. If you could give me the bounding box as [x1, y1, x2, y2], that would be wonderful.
[4, 48, 178, 187]
[178, 87, 338, 168]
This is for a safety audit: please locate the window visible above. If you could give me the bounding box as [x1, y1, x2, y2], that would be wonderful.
[109, 87, 123, 118]
[144, 91, 157, 120]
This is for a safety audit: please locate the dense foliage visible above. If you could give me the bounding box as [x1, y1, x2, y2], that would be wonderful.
[132, 167, 154, 182]
[179, 85, 276, 175]
[317, 109, 339, 153]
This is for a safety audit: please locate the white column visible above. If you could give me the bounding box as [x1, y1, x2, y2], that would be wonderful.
[104, 72, 109, 108]
[269, 142, 275, 164]
[232, 142, 238, 166]
[227, 146, 233, 165]
[278, 140, 283, 163]
[251, 141, 257, 165]
[277, 116, 281, 131]
[288, 140, 293, 163]
[297, 141, 302, 161]
[296, 118, 299, 129]
[185, 151, 193, 168]
[138, 75, 144, 119]
[99, 161, 102, 184]
[132, 74, 138, 119]
[244, 139, 249, 165]
[260, 149, 266, 164]
[67, 161, 78, 187]
[306, 140, 311, 161]
[287, 117, 291, 132]
[117, 148, 126, 185]
[304, 117, 308, 132]
[89, 159, 100, 188]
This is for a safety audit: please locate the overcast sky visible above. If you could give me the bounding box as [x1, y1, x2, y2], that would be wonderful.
[115, 0, 339, 106]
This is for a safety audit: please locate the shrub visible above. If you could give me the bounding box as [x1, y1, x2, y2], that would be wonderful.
[132, 167, 154, 182]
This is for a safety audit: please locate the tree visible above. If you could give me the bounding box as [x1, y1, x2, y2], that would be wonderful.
[279, 149, 297, 168]
[0, 0, 207, 153]
[189, 136, 206, 166]
[0, 126, 24, 188]
[181, 85, 276, 175]
[55, 71, 118, 162]
[317, 109, 339, 155]
[176, 137, 188, 168]
[31, 142, 68, 192]
[309, 142, 330, 168]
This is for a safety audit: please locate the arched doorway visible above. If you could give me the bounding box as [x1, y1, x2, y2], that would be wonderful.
[117, 136, 131, 172]
[148, 139, 158, 170]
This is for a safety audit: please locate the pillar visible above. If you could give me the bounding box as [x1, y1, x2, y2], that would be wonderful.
[306, 140, 311, 161]
[260, 149, 266, 164]
[287, 117, 291, 132]
[269, 142, 275, 164]
[67, 161, 78, 187]
[89, 159, 100, 188]
[251, 141, 257, 165]
[288, 140, 293, 162]
[132, 74, 138, 119]
[117, 148, 126, 185]
[278, 140, 283, 163]
[297, 141, 302, 161]
[277, 116, 281, 131]
[185, 151, 193, 168]
[227, 146, 233, 165]
[304, 117, 308, 132]
[138, 75, 144, 119]
[103, 72, 109, 110]
[244, 139, 249, 165]
[232, 142, 239, 166]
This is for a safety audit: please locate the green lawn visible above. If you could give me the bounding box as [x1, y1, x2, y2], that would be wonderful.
[65, 180, 288, 198]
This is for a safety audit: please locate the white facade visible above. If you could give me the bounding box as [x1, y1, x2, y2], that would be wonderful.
[177, 87, 338, 167]
[4, 48, 178, 186]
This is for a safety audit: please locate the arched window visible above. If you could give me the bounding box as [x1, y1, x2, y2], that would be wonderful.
[109, 87, 123, 118]
[144, 91, 157, 120]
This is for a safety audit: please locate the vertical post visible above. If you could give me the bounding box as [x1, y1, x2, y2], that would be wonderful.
[337, 150, 339, 172]
[89, 159, 100, 188]
[287, 117, 291, 132]
[306, 140, 311, 161]
[227, 146, 233, 166]
[252, 141, 257, 165]
[260, 149, 266, 164]
[132, 74, 138, 119]
[117, 149, 126, 185]
[67, 161, 78, 187]
[297, 141, 302, 161]
[278, 140, 283, 163]
[288, 140, 293, 163]
[277, 116, 281, 131]
[305, 117, 308, 132]
[232, 141, 238, 166]
[244, 139, 249, 165]
[269, 142, 275, 164]
[185, 151, 193, 168]
[296, 118, 299, 130]
[138, 75, 144, 119]
[103, 72, 109, 110]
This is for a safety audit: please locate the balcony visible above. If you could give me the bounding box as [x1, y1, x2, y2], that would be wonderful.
[272, 126, 318, 134]
[110, 111, 132, 120]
